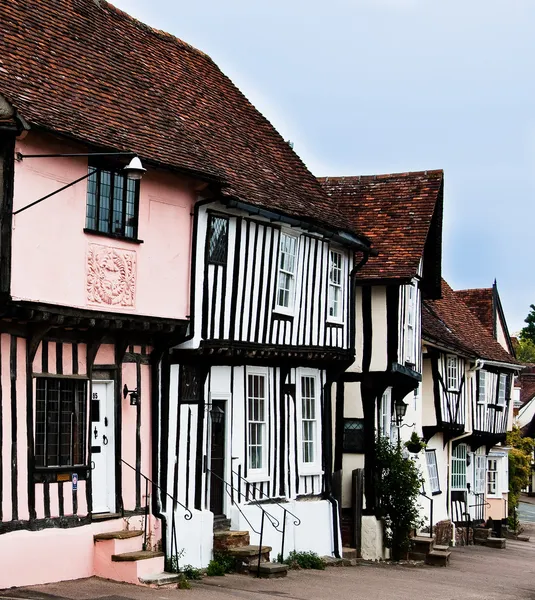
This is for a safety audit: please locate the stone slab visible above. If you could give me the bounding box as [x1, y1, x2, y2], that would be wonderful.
[94, 530, 143, 541]
[112, 551, 165, 562]
[138, 572, 182, 586]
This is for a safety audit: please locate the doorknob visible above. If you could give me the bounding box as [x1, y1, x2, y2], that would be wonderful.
[103, 435, 108, 446]
[104, 417, 108, 427]
[94, 426, 98, 439]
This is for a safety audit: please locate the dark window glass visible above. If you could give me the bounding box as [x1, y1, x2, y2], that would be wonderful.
[35, 378, 87, 468]
[180, 365, 200, 403]
[86, 165, 140, 239]
[343, 418, 365, 453]
[207, 215, 228, 265]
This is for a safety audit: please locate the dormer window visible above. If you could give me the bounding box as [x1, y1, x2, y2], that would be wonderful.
[85, 164, 140, 240]
[328, 250, 343, 321]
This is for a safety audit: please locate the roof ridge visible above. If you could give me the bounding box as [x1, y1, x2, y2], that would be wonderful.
[455, 287, 493, 294]
[318, 169, 443, 182]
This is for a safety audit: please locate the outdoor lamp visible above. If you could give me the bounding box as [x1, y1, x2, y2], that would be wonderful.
[394, 398, 408, 426]
[209, 405, 224, 425]
[123, 156, 146, 180]
[123, 384, 139, 406]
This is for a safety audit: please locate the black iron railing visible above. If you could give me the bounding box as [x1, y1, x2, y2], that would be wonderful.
[121, 458, 192, 570]
[206, 468, 300, 576]
[419, 489, 434, 538]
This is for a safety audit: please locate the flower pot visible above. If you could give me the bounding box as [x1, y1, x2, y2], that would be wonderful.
[405, 442, 423, 454]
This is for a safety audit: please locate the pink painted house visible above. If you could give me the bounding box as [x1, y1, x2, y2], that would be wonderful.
[0, 0, 361, 588]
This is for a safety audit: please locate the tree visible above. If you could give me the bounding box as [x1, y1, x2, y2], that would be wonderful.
[375, 437, 424, 560]
[506, 426, 535, 532]
[520, 304, 535, 344]
[515, 338, 535, 363]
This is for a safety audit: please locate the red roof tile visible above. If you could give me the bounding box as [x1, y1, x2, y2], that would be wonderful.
[0, 0, 352, 234]
[422, 280, 519, 365]
[454, 288, 494, 335]
[319, 171, 443, 280]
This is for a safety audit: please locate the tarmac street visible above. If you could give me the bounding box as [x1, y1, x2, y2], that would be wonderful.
[2, 537, 535, 600]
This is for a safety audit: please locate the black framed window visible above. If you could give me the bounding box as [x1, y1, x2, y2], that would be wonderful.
[35, 378, 88, 468]
[180, 365, 201, 403]
[343, 418, 365, 453]
[207, 215, 228, 265]
[86, 165, 140, 239]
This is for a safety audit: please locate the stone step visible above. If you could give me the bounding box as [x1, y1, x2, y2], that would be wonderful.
[342, 548, 357, 560]
[433, 545, 450, 552]
[213, 517, 232, 532]
[112, 550, 165, 561]
[411, 536, 435, 553]
[96, 550, 165, 585]
[486, 537, 506, 549]
[213, 530, 250, 550]
[408, 551, 427, 561]
[138, 572, 183, 587]
[248, 562, 288, 579]
[474, 527, 491, 541]
[425, 549, 451, 567]
[227, 544, 272, 558]
[94, 530, 143, 541]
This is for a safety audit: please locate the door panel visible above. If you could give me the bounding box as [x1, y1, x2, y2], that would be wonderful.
[91, 381, 115, 513]
[209, 400, 226, 516]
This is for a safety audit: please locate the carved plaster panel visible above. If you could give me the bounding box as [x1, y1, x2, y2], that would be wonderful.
[87, 244, 136, 308]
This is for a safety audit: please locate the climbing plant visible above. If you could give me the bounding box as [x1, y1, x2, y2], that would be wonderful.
[375, 436, 425, 560]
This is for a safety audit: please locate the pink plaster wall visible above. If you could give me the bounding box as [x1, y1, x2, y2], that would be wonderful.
[122, 361, 138, 510]
[16, 336, 29, 521]
[1, 335, 11, 521]
[12, 132, 195, 319]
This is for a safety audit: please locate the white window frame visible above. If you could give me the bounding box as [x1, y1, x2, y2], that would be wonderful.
[297, 369, 322, 474]
[477, 370, 486, 405]
[487, 458, 499, 496]
[497, 374, 507, 407]
[451, 443, 467, 490]
[246, 368, 269, 480]
[327, 249, 344, 323]
[474, 454, 486, 494]
[446, 355, 460, 392]
[275, 232, 299, 314]
[404, 283, 416, 364]
[379, 388, 392, 440]
[425, 450, 440, 494]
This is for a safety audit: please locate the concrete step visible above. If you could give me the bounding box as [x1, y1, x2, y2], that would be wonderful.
[486, 537, 506, 549]
[93, 529, 145, 579]
[96, 551, 165, 585]
[138, 572, 182, 587]
[213, 530, 250, 550]
[342, 548, 357, 560]
[425, 549, 451, 567]
[248, 562, 288, 579]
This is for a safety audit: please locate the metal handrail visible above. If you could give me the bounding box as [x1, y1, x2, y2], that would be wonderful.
[231, 469, 302, 526]
[121, 458, 192, 571]
[419, 489, 434, 539]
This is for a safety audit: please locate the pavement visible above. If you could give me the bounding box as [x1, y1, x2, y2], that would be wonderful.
[3, 538, 535, 600]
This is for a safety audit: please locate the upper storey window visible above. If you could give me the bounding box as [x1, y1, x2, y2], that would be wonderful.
[207, 215, 229, 265]
[446, 355, 459, 391]
[497, 374, 507, 407]
[276, 233, 298, 311]
[86, 164, 140, 240]
[404, 284, 416, 364]
[328, 250, 343, 320]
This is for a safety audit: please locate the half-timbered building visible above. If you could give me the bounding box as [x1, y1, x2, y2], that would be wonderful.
[0, 0, 373, 586]
[319, 171, 444, 558]
[421, 280, 522, 534]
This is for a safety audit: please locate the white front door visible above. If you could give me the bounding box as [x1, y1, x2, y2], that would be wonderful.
[91, 381, 116, 514]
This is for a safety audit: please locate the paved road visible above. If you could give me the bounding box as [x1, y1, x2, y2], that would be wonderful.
[3, 538, 535, 600]
[519, 501, 535, 523]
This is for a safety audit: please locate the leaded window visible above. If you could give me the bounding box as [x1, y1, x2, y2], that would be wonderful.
[343, 419, 365, 453]
[86, 165, 140, 239]
[451, 443, 467, 490]
[180, 365, 200, 403]
[207, 215, 228, 265]
[328, 250, 343, 319]
[425, 450, 440, 494]
[247, 373, 267, 471]
[35, 378, 87, 468]
[276, 233, 298, 310]
[301, 376, 317, 463]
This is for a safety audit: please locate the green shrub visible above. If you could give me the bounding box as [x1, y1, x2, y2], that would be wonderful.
[177, 575, 191, 589]
[213, 551, 236, 573]
[181, 565, 202, 580]
[206, 560, 226, 576]
[281, 550, 325, 570]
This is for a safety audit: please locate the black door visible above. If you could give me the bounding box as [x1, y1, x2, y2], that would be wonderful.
[209, 400, 226, 516]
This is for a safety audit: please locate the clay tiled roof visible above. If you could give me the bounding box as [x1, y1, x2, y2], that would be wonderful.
[454, 288, 494, 335]
[422, 280, 519, 365]
[0, 0, 353, 235]
[521, 378, 535, 405]
[319, 170, 443, 280]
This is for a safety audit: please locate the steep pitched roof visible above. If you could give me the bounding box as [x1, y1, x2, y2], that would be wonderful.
[422, 279, 520, 366]
[319, 170, 443, 282]
[0, 0, 352, 235]
[454, 288, 494, 334]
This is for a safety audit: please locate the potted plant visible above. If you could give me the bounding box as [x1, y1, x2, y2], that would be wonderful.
[404, 431, 426, 454]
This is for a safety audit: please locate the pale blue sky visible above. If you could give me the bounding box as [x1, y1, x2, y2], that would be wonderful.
[113, 0, 535, 333]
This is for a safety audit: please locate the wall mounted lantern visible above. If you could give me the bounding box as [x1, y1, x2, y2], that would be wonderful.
[394, 398, 408, 426]
[123, 384, 139, 406]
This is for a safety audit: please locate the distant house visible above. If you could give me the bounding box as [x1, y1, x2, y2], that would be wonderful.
[320, 170, 444, 558]
[0, 0, 371, 587]
[421, 280, 522, 534]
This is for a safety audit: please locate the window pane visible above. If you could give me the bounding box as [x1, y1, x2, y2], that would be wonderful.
[208, 216, 228, 264]
[247, 374, 266, 470]
[86, 169, 98, 230]
[112, 173, 124, 235]
[98, 170, 111, 233]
